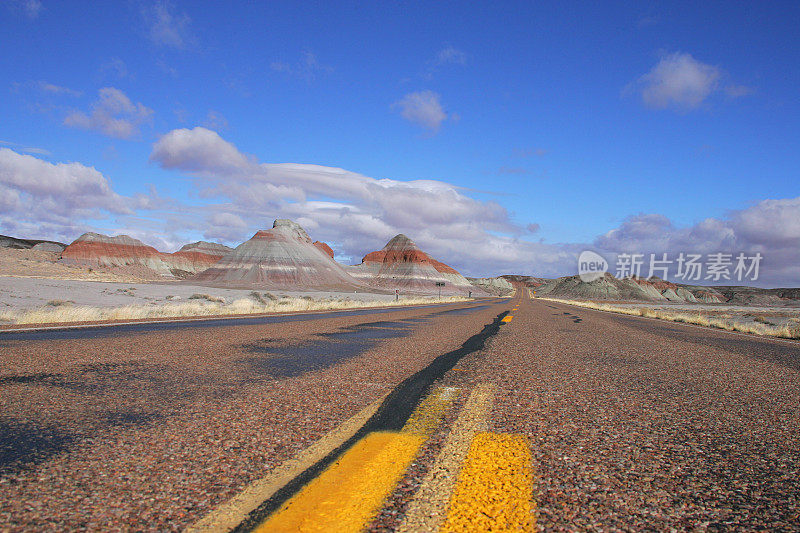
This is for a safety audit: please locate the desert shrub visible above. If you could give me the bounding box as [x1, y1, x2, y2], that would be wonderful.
[46, 299, 73, 307]
[250, 291, 273, 305]
[189, 293, 225, 304]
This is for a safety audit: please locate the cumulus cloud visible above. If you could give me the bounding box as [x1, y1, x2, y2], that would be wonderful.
[594, 199, 800, 286]
[6, 131, 799, 284]
[631, 52, 755, 111]
[143, 0, 194, 49]
[0, 148, 134, 241]
[393, 91, 449, 132]
[64, 87, 153, 139]
[636, 52, 721, 109]
[203, 212, 249, 241]
[147, 127, 563, 275]
[150, 127, 251, 173]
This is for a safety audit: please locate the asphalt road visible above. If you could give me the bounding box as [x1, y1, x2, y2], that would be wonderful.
[470, 291, 800, 530]
[0, 298, 507, 531]
[3, 289, 800, 531]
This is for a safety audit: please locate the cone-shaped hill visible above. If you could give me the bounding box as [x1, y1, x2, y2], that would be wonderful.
[347, 234, 487, 296]
[191, 219, 365, 290]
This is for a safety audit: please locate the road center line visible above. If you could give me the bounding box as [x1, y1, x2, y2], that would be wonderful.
[187, 396, 387, 533]
[440, 432, 535, 532]
[255, 431, 425, 532]
[398, 383, 496, 533]
[252, 386, 457, 532]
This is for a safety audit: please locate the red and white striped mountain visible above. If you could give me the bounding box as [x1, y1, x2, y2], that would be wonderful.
[191, 219, 364, 290]
[60, 233, 230, 278]
[347, 234, 487, 296]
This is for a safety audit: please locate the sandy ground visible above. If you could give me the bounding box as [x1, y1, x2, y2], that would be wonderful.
[0, 276, 402, 311]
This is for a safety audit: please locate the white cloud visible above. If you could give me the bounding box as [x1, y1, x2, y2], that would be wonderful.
[203, 212, 249, 241]
[594, 199, 800, 286]
[636, 52, 721, 109]
[202, 110, 229, 131]
[100, 57, 130, 80]
[38, 81, 82, 97]
[7, 130, 799, 284]
[270, 50, 333, 82]
[433, 46, 467, 66]
[150, 127, 251, 173]
[64, 87, 153, 139]
[148, 127, 556, 275]
[21, 0, 41, 18]
[0, 148, 135, 242]
[143, 0, 194, 49]
[724, 84, 755, 98]
[392, 91, 449, 132]
[0, 140, 51, 156]
[5, 0, 42, 18]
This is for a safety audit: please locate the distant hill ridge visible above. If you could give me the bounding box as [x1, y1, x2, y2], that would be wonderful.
[511, 273, 800, 306]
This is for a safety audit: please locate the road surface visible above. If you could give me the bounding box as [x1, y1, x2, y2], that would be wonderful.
[2, 289, 799, 531]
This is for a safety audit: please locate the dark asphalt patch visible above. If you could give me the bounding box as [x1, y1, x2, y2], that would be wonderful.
[0, 419, 76, 473]
[232, 310, 509, 532]
[240, 322, 414, 378]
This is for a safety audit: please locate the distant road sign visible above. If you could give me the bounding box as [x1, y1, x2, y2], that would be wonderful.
[435, 282, 445, 287]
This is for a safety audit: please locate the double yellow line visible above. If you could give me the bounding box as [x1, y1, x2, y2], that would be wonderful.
[256, 384, 534, 532]
[255, 387, 457, 532]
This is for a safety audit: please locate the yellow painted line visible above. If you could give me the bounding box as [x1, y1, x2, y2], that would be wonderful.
[440, 432, 535, 532]
[402, 386, 458, 436]
[256, 431, 424, 533]
[398, 384, 496, 533]
[501, 315, 513, 323]
[188, 395, 387, 533]
[254, 386, 455, 532]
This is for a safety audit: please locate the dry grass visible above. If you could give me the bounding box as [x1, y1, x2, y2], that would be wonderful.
[0, 295, 472, 326]
[188, 293, 226, 304]
[539, 297, 800, 340]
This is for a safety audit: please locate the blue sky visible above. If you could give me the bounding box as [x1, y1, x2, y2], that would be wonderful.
[1, 1, 799, 284]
